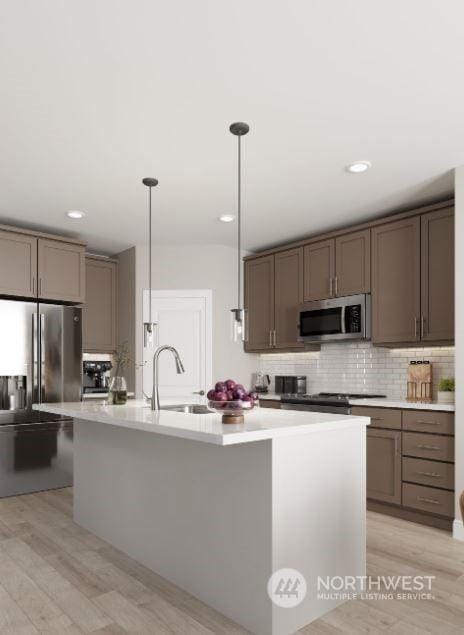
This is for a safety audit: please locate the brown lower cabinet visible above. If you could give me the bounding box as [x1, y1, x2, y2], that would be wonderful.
[352, 405, 455, 529]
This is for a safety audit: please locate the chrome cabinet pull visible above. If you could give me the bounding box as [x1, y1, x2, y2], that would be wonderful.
[39, 278, 42, 296]
[417, 496, 440, 505]
[273, 330, 277, 346]
[421, 315, 425, 338]
[334, 276, 338, 296]
[414, 317, 418, 338]
[416, 471, 441, 478]
[416, 420, 440, 426]
[371, 417, 384, 421]
[269, 330, 273, 346]
[417, 444, 441, 451]
[329, 277, 333, 297]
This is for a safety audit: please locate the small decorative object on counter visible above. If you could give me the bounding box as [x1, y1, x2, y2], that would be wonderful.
[407, 360, 432, 402]
[437, 377, 455, 404]
[207, 379, 258, 424]
[108, 342, 136, 406]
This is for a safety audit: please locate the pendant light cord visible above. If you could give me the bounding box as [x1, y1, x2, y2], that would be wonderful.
[148, 186, 152, 326]
[237, 134, 241, 310]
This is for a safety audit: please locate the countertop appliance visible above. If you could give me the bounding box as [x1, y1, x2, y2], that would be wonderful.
[0, 299, 82, 497]
[281, 392, 386, 414]
[298, 293, 371, 343]
[253, 372, 270, 393]
[83, 360, 112, 395]
[275, 375, 306, 395]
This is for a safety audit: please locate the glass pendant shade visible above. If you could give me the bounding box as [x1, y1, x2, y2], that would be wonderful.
[231, 308, 248, 343]
[143, 322, 156, 347]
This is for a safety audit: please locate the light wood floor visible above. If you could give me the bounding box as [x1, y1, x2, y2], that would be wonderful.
[0, 490, 463, 634]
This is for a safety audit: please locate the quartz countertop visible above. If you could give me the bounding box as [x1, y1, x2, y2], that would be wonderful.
[350, 398, 455, 412]
[33, 400, 370, 446]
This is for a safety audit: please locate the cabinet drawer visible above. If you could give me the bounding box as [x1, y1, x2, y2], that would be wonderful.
[403, 410, 454, 435]
[259, 399, 281, 409]
[403, 457, 454, 490]
[402, 483, 454, 518]
[351, 406, 401, 430]
[402, 432, 454, 462]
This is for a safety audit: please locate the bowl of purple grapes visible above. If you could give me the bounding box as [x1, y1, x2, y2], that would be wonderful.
[207, 380, 259, 424]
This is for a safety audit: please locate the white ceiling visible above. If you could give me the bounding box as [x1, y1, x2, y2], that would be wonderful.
[0, 1, 462, 255]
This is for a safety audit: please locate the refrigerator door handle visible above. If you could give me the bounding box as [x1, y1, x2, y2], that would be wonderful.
[40, 313, 45, 403]
[32, 312, 39, 404]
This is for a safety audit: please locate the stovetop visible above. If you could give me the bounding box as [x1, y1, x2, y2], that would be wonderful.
[281, 392, 386, 406]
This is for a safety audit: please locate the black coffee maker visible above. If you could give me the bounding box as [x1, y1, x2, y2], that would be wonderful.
[83, 361, 113, 395]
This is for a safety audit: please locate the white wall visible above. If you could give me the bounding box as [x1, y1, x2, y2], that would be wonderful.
[454, 167, 464, 539]
[134, 244, 258, 396]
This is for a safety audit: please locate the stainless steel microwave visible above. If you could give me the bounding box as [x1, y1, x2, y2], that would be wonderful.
[297, 294, 371, 343]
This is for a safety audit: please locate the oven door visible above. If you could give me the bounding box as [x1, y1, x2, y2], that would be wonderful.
[298, 294, 370, 342]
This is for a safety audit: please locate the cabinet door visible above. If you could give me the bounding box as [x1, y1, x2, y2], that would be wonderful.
[335, 229, 370, 296]
[421, 208, 454, 342]
[274, 248, 304, 349]
[367, 429, 402, 504]
[0, 230, 37, 298]
[371, 217, 420, 344]
[38, 239, 85, 303]
[244, 255, 274, 351]
[83, 258, 117, 352]
[303, 239, 335, 301]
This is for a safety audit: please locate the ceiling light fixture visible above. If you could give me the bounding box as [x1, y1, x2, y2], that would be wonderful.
[66, 210, 86, 219]
[218, 214, 235, 223]
[142, 177, 159, 348]
[229, 121, 250, 343]
[346, 161, 371, 174]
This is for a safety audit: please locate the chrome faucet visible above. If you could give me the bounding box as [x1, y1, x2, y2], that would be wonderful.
[152, 345, 185, 411]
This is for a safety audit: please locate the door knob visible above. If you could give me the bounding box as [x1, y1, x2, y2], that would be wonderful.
[193, 390, 205, 396]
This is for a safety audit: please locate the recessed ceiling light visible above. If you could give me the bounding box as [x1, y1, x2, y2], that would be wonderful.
[218, 214, 235, 223]
[66, 210, 86, 219]
[346, 161, 371, 174]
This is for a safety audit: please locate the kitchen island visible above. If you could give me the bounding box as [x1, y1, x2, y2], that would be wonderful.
[33, 401, 370, 635]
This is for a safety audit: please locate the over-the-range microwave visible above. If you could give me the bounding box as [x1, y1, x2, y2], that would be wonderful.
[297, 293, 371, 343]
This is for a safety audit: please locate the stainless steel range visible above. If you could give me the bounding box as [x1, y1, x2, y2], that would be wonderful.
[281, 392, 386, 414]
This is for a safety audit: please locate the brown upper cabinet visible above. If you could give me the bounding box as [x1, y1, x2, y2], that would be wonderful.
[245, 248, 305, 352]
[372, 216, 421, 344]
[372, 208, 454, 345]
[245, 255, 275, 351]
[83, 257, 117, 352]
[38, 239, 86, 303]
[0, 229, 38, 297]
[420, 208, 454, 342]
[0, 227, 86, 303]
[303, 229, 370, 301]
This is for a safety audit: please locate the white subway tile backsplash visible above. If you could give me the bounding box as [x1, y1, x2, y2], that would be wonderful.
[259, 343, 454, 400]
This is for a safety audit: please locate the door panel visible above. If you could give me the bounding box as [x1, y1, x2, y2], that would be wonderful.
[142, 294, 211, 399]
[371, 217, 421, 344]
[274, 248, 303, 349]
[83, 258, 117, 352]
[40, 305, 82, 403]
[244, 256, 274, 351]
[335, 229, 370, 296]
[38, 239, 85, 303]
[421, 208, 454, 341]
[367, 428, 402, 504]
[303, 239, 335, 302]
[0, 231, 37, 298]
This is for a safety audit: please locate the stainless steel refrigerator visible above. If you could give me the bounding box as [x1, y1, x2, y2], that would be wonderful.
[0, 299, 82, 497]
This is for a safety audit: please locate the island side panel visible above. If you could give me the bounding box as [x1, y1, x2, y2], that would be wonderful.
[73, 419, 273, 635]
[270, 424, 367, 635]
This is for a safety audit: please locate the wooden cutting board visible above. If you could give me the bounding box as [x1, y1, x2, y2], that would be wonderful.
[407, 361, 432, 402]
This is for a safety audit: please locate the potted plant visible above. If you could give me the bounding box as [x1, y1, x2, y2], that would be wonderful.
[437, 378, 455, 404]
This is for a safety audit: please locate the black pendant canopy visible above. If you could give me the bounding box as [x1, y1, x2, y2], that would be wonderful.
[229, 122, 250, 137]
[142, 177, 159, 187]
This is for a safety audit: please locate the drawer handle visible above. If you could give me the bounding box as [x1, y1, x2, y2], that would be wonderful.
[416, 444, 441, 451]
[417, 496, 441, 505]
[416, 471, 442, 478]
[415, 420, 441, 426]
[371, 417, 384, 421]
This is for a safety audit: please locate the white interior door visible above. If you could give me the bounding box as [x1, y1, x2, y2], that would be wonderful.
[142, 290, 212, 400]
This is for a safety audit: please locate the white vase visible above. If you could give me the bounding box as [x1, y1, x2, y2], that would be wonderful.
[437, 391, 454, 404]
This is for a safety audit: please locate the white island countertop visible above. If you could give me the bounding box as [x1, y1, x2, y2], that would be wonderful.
[350, 398, 455, 412]
[33, 400, 370, 446]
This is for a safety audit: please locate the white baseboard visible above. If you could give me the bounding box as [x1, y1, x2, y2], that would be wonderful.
[453, 519, 464, 541]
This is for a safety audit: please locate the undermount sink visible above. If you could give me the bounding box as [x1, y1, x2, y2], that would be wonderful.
[160, 404, 212, 415]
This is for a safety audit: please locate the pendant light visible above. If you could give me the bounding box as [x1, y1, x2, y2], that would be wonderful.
[142, 177, 158, 347]
[229, 122, 250, 342]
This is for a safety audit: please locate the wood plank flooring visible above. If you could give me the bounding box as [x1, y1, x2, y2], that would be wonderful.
[0, 489, 463, 634]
